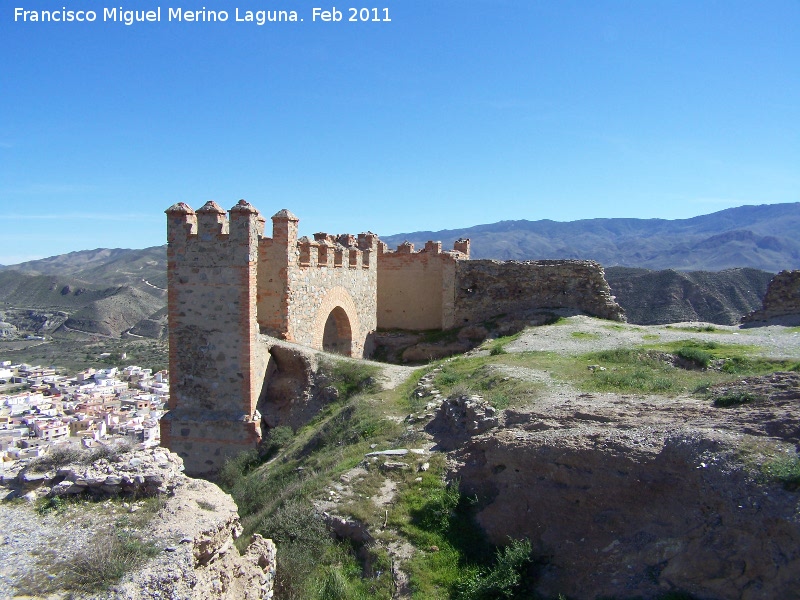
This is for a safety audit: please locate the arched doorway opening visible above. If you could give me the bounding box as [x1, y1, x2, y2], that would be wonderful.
[322, 306, 352, 355]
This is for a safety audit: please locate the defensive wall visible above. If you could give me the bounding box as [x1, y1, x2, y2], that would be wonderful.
[162, 200, 624, 473]
[453, 259, 626, 324]
[257, 210, 378, 357]
[376, 239, 470, 330]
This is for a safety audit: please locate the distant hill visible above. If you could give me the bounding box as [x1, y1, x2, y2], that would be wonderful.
[381, 202, 800, 272]
[0, 246, 168, 289]
[605, 267, 774, 325]
[0, 270, 166, 338]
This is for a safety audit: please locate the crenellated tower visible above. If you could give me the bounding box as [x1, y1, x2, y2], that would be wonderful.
[162, 199, 269, 474]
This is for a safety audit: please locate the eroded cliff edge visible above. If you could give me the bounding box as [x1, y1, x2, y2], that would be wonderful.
[441, 373, 800, 600]
[0, 447, 276, 600]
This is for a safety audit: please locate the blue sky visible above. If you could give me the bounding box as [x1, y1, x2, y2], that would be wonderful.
[1, 0, 798, 264]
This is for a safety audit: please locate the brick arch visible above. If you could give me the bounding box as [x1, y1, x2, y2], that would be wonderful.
[311, 287, 362, 357]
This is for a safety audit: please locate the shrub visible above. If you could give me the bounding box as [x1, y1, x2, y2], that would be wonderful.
[60, 531, 159, 593]
[325, 360, 380, 399]
[762, 455, 800, 491]
[28, 446, 87, 473]
[713, 391, 762, 407]
[676, 346, 712, 369]
[454, 538, 534, 599]
[259, 425, 294, 461]
[489, 344, 507, 356]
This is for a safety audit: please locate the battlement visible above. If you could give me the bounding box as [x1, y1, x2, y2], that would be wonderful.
[163, 199, 624, 474]
[166, 200, 266, 246]
[296, 233, 377, 269]
[377, 238, 470, 259]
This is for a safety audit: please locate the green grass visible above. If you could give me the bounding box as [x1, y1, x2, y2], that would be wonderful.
[675, 346, 713, 368]
[321, 359, 381, 399]
[388, 457, 536, 599]
[427, 358, 544, 410]
[570, 331, 600, 339]
[218, 356, 543, 599]
[665, 324, 730, 334]
[762, 455, 800, 491]
[219, 385, 403, 599]
[414, 338, 799, 402]
[713, 391, 764, 407]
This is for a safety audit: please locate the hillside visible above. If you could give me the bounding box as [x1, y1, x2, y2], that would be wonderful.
[381, 202, 800, 271]
[0, 246, 168, 289]
[0, 271, 166, 339]
[605, 267, 774, 325]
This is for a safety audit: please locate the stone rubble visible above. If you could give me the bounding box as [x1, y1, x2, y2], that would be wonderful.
[16, 447, 185, 498]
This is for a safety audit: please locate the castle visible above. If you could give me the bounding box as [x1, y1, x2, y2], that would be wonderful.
[161, 200, 624, 473]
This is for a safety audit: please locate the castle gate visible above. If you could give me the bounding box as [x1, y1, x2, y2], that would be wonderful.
[313, 287, 361, 356]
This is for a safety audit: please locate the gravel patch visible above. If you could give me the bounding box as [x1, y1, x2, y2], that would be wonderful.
[506, 315, 800, 359]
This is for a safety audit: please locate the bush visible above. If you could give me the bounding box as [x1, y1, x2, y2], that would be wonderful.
[489, 344, 507, 356]
[28, 446, 87, 473]
[454, 538, 534, 599]
[325, 360, 380, 399]
[713, 391, 762, 407]
[676, 346, 712, 368]
[259, 425, 294, 461]
[60, 531, 159, 593]
[762, 455, 800, 491]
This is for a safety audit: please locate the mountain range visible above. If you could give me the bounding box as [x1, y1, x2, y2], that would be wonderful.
[0, 202, 797, 338]
[381, 202, 800, 272]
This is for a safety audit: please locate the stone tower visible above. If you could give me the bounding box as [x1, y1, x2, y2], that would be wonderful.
[161, 200, 269, 474]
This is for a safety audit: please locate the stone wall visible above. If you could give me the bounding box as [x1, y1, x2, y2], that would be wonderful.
[162, 201, 270, 475]
[742, 269, 800, 323]
[376, 240, 469, 330]
[453, 259, 625, 325]
[257, 210, 378, 357]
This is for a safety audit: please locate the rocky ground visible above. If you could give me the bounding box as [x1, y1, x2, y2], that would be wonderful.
[2, 316, 799, 599]
[0, 448, 275, 600]
[314, 316, 800, 599]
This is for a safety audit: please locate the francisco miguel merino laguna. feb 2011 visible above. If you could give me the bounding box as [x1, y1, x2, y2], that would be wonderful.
[13, 6, 392, 25]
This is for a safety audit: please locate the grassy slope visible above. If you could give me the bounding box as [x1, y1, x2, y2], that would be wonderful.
[214, 321, 798, 600]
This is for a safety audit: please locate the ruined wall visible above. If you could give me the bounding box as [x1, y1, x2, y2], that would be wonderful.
[742, 270, 800, 323]
[162, 200, 269, 475]
[453, 259, 625, 325]
[257, 211, 377, 357]
[377, 239, 469, 330]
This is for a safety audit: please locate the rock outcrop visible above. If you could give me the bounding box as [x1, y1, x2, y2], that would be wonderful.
[743, 269, 800, 324]
[446, 380, 800, 600]
[115, 478, 276, 600]
[2, 446, 276, 600]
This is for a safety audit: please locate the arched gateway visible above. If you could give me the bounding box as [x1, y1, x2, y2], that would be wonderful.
[312, 287, 362, 357]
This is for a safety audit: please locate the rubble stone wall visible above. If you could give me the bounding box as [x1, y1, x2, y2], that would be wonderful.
[453, 260, 625, 325]
[742, 269, 800, 323]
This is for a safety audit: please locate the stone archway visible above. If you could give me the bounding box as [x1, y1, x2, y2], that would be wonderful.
[322, 306, 352, 355]
[311, 287, 362, 357]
